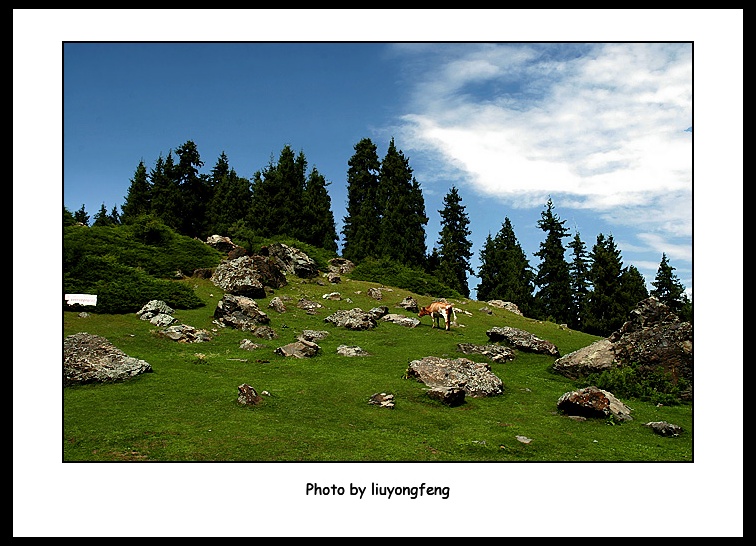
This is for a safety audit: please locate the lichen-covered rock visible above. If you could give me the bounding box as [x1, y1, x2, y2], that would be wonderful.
[406, 356, 503, 398]
[486, 326, 560, 356]
[64, 332, 153, 386]
[556, 386, 633, 422]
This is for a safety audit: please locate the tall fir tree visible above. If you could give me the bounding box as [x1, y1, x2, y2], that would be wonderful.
[120, 160, 152, 224]
[300, 167, 338, 253]
[207, 152, 252, 237]
[92, 203, 114, 227]
[435, 186, 473, 297]
[584, 233, 625, 336]
[174, 140, 208, 238]
[567, 231, 591, 330]
[341, 138, 381, 263]
[64, 206, 76, 227]
[149, 153, 182, 231]
[109, 205, 121, 226]
[74, 204, 90, 226]
[619, 264, 650, 312]
[533, 198, 572, 323]
[375, 138, 428, 268]
[476, 218, 535, 315]
[248, 145, 306, 239]
[650, 253, 687, 315]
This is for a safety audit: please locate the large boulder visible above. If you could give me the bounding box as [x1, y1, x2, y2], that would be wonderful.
[324, 308, 378, 330]
[260, 243, 319, 279]
[456, 343, 516, 364]
[211, 255, 287, 298]
[64, 332, 153, 386]
[556, 386, 633, 422]
[214, 294, 270, 331]
[406, 356, 504, 398]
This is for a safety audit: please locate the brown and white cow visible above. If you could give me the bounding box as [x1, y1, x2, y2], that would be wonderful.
[418, 301, 455, 331]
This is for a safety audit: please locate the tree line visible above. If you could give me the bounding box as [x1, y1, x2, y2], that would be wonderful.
[64, 137, 691, 335]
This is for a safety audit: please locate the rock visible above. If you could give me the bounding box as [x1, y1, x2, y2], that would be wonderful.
[237, 383, 263, 406]
[64, 332, 153, 386]
[486, 326, 560, 356]
[551, 339, 616, 380]
[426, 386, 466, 407]
[328, 257, 355, 275]
[214, 294, 270, 330]
[368, 392, 395, 408]
[406, 356, 504, 398]
[260, 242, 319, 279]
[211, 255, 287, 298]
[239, 339, 266, 351]
[368, 306, 389, 319]
[556, 386, 633, 422]
[381, 313, 420, 328]
[486, 300, 523, 315]
[644, 421, 683, 437]
[397, 296, 419, 313]
[324, 308, 378, 330]
[456, 343, 516, 364]
[275, 339, 320, 358]
[156, 324, 213, 343]
[206, 234, 246, 258]
[299, 330, 330, 342]
[268, 296, 287, 313]
[336, 345, 370, 357]
[367, 287, 383, 300]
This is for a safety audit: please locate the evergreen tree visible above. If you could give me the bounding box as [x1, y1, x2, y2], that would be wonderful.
[74, 204, 90, 226]
[109, 205, 121, 226]
[435, 186, 473, 298]
[476, 218, 535, 314]
[64, 206, 76, 227]
[300, 167, 338, 252]
[619, 264, 649, 312]
[149, 153, 182, 231]
[375, 138, 428, 268]
[92, 203, 112, 227]
[650, 253, 687, 315]
[120, 160, 151, 224]
[248, 145, 306, 239]
[533, 198, 572, 323]
[174, 140, 208, 238]
[207, 152, 252, 237]
[567, 231, 591, 330]
[341, 138, 381, 263]
[584, 233, 625, 336]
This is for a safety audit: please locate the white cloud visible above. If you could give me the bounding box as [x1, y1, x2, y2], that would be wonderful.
[398, 43, 692, 239]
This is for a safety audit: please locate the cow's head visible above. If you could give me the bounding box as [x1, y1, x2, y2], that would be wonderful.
[418, 306, 430, 317]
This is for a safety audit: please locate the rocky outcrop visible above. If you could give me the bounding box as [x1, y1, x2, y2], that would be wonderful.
[406, 356, 504, 398]
[486, 326, 560, 356]
[64, 332, 153, 386]
[260, 242, 319, 279]
[211, 255, 287, 298]
[486, 300, 523, 316]
[552, 297, 693, 400]
[275, 339, 320, 358]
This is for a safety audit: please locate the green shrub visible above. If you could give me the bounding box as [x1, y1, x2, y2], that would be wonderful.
[349, 257, 462, 299]
[581, 361, 688, 405]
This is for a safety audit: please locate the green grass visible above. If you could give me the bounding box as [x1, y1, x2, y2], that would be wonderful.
[63, 275, 692, 462]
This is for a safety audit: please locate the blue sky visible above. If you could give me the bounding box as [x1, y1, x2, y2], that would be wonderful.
[14, 10, 743, 538]
[61, 40, 694, 301]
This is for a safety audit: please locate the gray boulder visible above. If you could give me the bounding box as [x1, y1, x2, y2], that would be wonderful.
[211, 255, 287, 298]
[64, 332, 153, 387]
[324, 308, 378, 330]
[556, 386, 633, 422]
[406, 356, 504, 398]
[214, 294, 270, 331]
[486, 326, 560, 356]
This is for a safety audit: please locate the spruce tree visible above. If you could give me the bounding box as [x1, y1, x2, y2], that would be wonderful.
[64, 206, 76, 227]
[533, 198, 572, 323]
[435, 186, 473, 297]
[149, 153, 182, 231]
[341, 138, 381, 263]
[619, 264, 649, 312]
[92, 203, 113, 227]
[585, 233, 625, 336]
[476, 218, 535, 314]
[248, 145, 305, 239]
[120, 160, 151, 224]
[300, 167, 338, 253]
[375, 138, 428, 268]
[74, 204, 90, 226]
[207, 152, 251, 237]
[650, 253, 687, 315]
[567, 231, 591, 330]
[174, 140, 208, 239]
[109, 205, 121, 226]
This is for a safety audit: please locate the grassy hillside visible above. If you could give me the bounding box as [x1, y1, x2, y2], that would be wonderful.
[63, 272, 693, 462]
